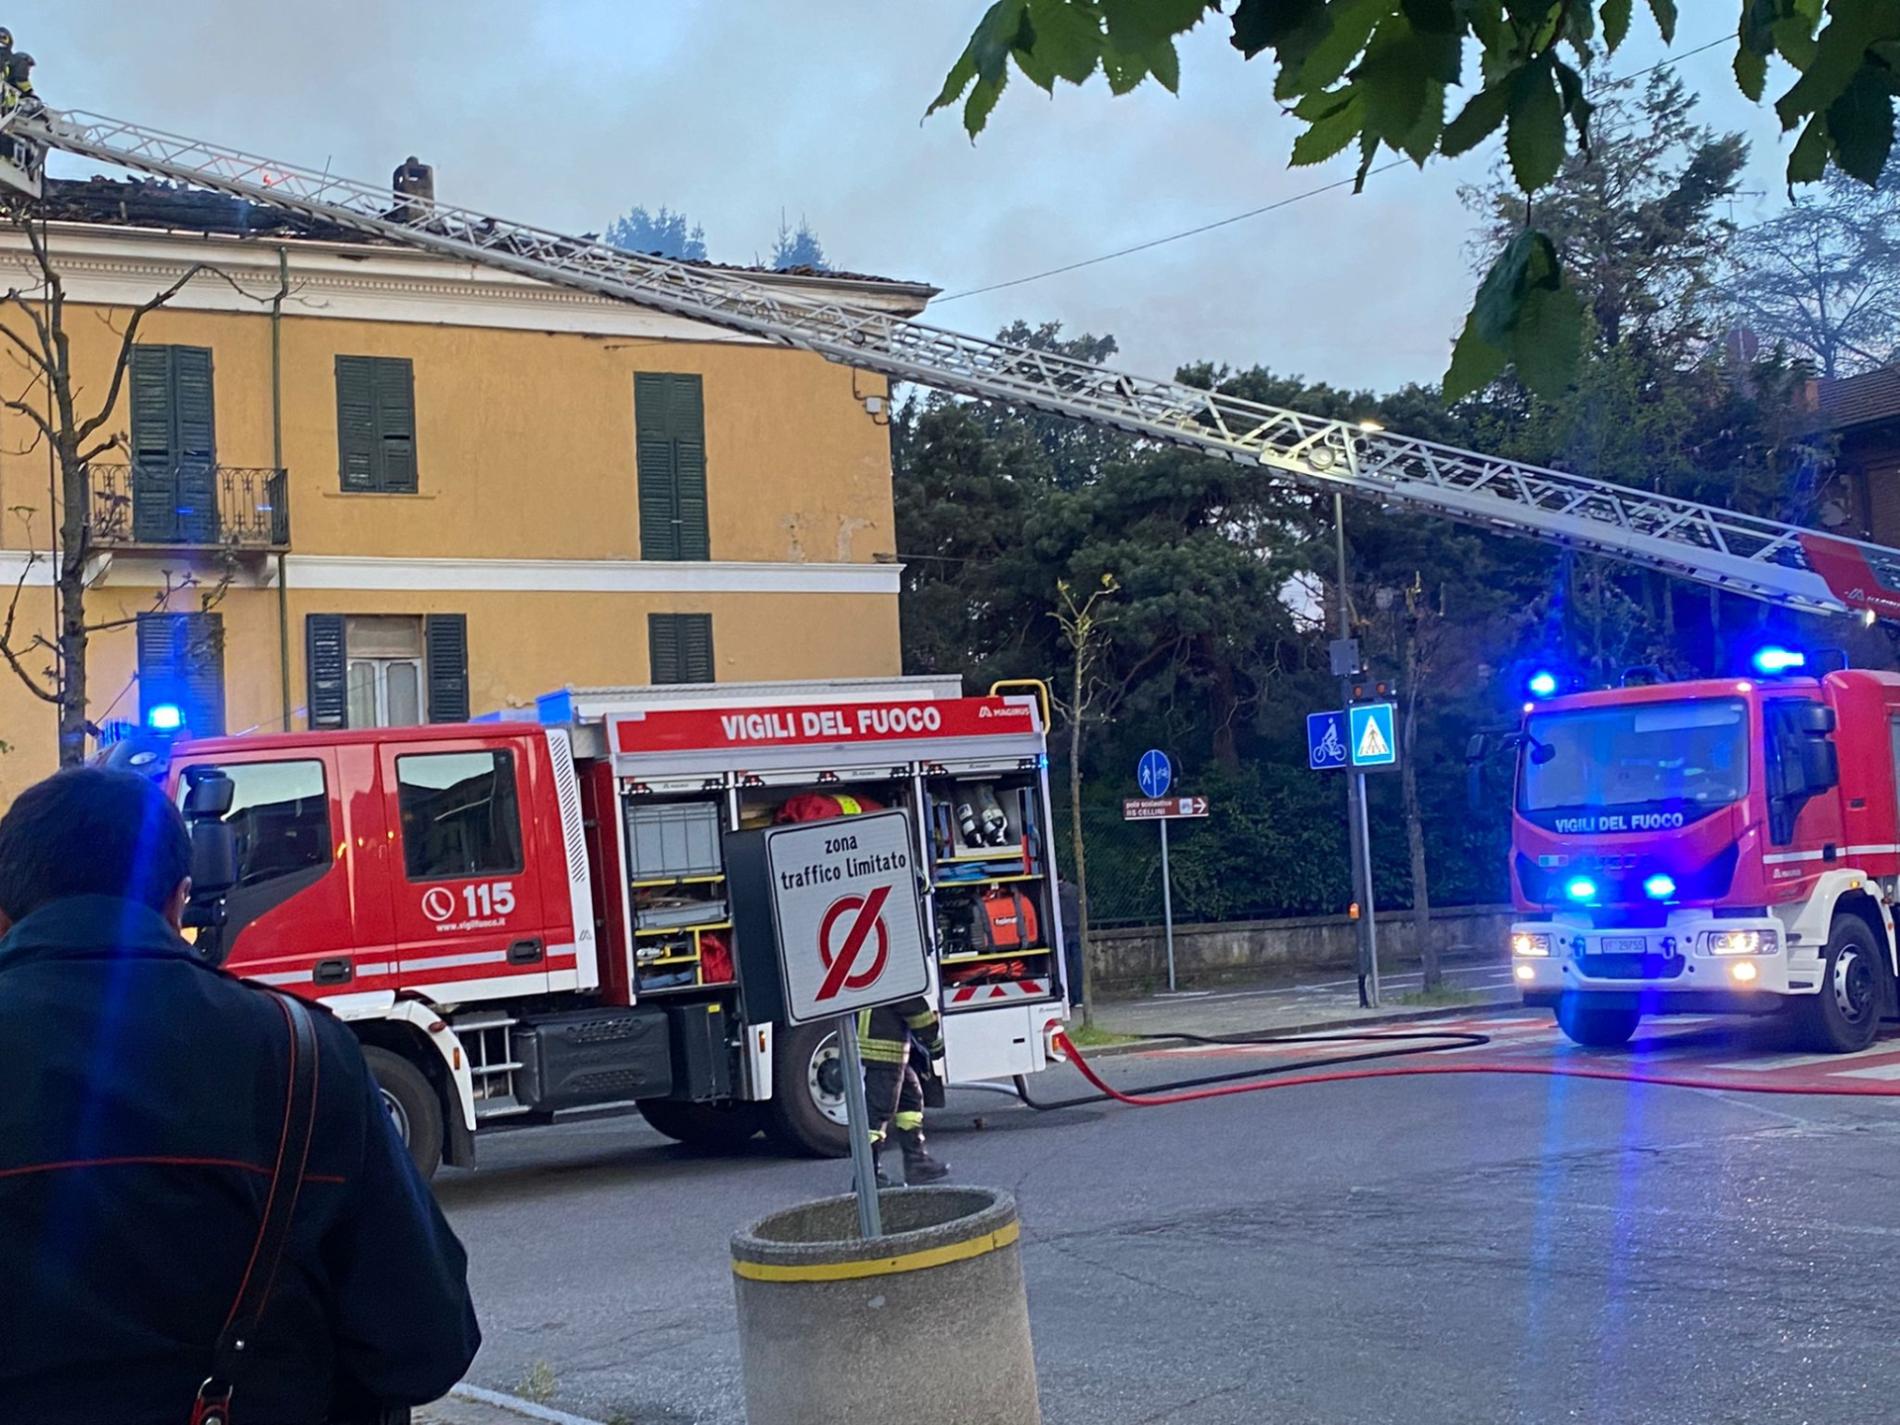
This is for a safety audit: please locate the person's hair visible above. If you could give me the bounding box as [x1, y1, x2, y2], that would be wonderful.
[0, 767, 191, 921]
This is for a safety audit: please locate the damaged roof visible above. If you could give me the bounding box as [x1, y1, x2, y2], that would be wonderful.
[25, 176, 935, 293]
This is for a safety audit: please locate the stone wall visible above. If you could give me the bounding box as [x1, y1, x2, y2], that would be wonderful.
[1087, 904, 1516, 994]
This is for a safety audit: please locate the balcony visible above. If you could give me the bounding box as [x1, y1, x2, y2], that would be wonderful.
[88, 464, 290, 553]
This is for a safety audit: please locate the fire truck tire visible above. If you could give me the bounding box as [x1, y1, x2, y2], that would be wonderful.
[638, 1100, 764, 1151]
[363, 1046, 445, 1180]
[766, 1022, 851, 1158]
[1794, 917, 1884, 1054]
[1554, 997, 1640, 1049]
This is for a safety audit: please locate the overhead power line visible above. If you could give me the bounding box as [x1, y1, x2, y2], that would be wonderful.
[936, 33, 1734, 304]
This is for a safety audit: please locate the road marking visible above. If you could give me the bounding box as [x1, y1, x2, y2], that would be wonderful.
[1708, 1051, 1884, 1072]
[1832, 1060, 1900, 1081]
[450, 1383, 607, 1425]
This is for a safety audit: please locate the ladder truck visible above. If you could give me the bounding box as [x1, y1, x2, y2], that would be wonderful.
[7, 98, 1900, 1126]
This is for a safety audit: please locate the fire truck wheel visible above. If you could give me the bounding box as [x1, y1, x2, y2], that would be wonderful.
[766, 1022, 851, 1158]
[1554, 996, 1640, 1049]
[1794, 916, 1884, 1054]
[637, 1100, 764, 1151]
[363, 1046, 445, 1180]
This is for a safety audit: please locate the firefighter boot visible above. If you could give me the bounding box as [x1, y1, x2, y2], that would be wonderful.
[897, 1127, 949, 1183]
[872, 1135, 895, 1188]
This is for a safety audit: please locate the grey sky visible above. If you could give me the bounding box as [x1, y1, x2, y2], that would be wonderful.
[23, 3, 1802, 392]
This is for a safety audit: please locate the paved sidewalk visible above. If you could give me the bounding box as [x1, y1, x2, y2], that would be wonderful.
[1087, 956, 1520, 1041]
[418, 1385, 604, 1425]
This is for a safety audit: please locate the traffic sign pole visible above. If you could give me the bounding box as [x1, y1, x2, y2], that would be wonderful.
[1159, 819, 1176, 993]
[1334, 493, 1380, 1009]
[837, 1011, 883, 1239]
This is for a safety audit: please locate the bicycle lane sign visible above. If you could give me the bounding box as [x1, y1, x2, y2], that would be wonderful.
[763, 809, 930, 1025]
[1307, 710, 1349, 770]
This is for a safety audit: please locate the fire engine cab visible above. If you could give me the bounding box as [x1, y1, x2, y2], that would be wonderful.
[149, 677, 1069, 1176]
[1501, 659, 1900, 1053]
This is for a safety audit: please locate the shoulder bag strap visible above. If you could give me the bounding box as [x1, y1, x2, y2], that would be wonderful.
[191, 993, 322, 1425]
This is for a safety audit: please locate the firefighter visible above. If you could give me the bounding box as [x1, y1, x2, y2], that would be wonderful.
[3, 50, 32, 112]
[858, 995, 950, 1184]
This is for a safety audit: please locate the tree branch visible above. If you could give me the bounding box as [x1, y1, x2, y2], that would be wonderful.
[0, 547, 56, 703]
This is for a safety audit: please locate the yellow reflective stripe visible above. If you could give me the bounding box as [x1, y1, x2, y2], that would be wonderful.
[858, 1042, 908, 1062]
[893, 1111, 924, 1130]
[732, 1220, 1020, 1283]
[835, 795, 862, 815]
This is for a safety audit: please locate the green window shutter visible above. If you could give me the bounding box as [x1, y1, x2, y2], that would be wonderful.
[306, 613, 348, 729]
[171, 347, 218, 544]
[138, 611, 225, 736]
[425, 613, 469, 722]
[635, 372, 708, 561]
[648, 613, 712, 685]
[336, 356, 378, 492]
[374, 358, 418, 493]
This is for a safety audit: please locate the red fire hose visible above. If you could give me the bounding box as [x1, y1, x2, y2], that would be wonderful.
[1032, 1028, 1900, 1107]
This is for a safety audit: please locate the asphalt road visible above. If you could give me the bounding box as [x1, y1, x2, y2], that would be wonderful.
[436, 1013, 1900, 1424]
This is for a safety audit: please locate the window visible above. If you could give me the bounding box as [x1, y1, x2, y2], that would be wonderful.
[181, 760, 331, 890]
[336, 355, 417, 493]
[138, 611, 226, 736]
[307, 613, 467, 730]
[635, 372, 709, 560]
[130, 344, 218, 543]
[397, 750, 524, 881]
[649, 613, 714, 685]
[346, 616, 425, 728]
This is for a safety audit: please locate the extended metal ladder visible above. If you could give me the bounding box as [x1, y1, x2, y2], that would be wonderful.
[10, 105, 1898, 621]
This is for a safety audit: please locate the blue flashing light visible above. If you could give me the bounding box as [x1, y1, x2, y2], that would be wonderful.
[145, 703, 184, 733]
[1564, 875, 1598, 903]
[1643, 873, 1677, 901]
[1751, 645, 1806, 676]
[1527, 670, 1559, 698]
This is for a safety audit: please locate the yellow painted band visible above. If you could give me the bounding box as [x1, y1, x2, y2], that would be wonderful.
[732, 1219, 1020, 1283]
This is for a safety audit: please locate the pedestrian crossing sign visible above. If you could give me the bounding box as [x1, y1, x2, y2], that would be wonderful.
[1348, 703, 1398, 768]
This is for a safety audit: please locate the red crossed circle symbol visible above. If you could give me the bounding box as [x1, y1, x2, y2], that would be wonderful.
[815, 885, 892, 1001]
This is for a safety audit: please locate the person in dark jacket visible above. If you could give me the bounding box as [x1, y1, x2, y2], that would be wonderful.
[857, 995, 950, 1185]
[0, 767, 480, 1424]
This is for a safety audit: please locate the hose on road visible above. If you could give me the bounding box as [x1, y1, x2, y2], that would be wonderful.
[1020, 1027, 1900, 1109]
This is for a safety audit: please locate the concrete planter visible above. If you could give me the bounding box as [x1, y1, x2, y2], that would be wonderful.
[731, 1186, 1039, 1425]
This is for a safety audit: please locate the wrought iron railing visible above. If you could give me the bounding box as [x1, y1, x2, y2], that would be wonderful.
[87, 464, 289, 551]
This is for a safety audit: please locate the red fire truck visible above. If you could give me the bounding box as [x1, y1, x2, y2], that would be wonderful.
[147, 677, 1069, 1176]
[1502, 659, 1899, 1053]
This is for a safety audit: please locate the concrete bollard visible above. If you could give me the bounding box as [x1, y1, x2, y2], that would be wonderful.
[730, 1185, 1040, 1425]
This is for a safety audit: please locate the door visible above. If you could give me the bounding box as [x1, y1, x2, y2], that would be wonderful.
[130, 345, 218, 544]
[383, 736, 550, 998]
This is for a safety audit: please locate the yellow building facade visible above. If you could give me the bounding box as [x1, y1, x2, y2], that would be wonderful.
[0, 191, 932, 801]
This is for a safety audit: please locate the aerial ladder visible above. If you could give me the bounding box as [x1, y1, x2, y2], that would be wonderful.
[4, 103, 1898, 624]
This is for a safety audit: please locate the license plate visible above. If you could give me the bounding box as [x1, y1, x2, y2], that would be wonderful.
[1600, 936, 1647, 954]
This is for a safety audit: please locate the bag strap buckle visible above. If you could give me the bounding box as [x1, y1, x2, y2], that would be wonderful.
[190, 1378, 234, 1425]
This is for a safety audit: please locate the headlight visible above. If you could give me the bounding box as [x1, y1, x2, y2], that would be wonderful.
[1512, 932, 1551, 957]
[1708, 929, 1777, 956]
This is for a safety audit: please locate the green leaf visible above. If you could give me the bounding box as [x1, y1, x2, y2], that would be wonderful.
[1552, 57, 1593, 149]
[1401, 0, 1460, 33]
[1444, 308, 1510, 400]
[1290, 88, 1367, 166]
[1357, 21, 1436, 145]
[1273, 0, 1385, 99]
[929, 0, 1028, 130]
[1145, 35, 1183, 92]
[1826, 64, 1897, 183]
[1229, 0, 1325, 59]
[1786, 111, 1831, 186]
[1776, 1, 1900, 134]
[1509, 280, 1585, 394]
[1442, 77, 1513, 155]
[1734, 43, 1769, 102]
[1019, 0, 1105, 89]
[1099, 0, 1210, 50]
[1473, 229, 1539, 345]
[1647, 0, 1677, 44]
[1505, 56, 1566, 191]
[1399, 78, 1448, 163]
[1772, 13, 1820, 69]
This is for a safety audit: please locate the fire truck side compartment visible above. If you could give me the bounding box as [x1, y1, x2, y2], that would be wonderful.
[515, 1006, 673, 1112]
[668, 1001, 735, 1101]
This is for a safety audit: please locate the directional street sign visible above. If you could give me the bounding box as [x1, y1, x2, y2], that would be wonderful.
[1307, 710, 1349, 770]
[1349, 702, 1398, 768]
[760, 809, 930, 1025]
[1137, 748, 1173, 799]
[1123, 796, 1210, 821]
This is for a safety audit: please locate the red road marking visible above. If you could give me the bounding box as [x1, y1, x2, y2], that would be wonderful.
[816, 885, 892, 1001]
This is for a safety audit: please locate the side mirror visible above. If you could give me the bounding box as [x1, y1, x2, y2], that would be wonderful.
[186, 821, 239, 904]
[183, 767, 235, 819]
[1799, 739, 1839, 796]
[1793, 703, 1837, 737]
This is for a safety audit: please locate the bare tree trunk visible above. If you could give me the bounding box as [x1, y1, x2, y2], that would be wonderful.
[1067, 673, 1096, 1030]
[53, 440, 87, 765]
[1401, 619, 1437, 991]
